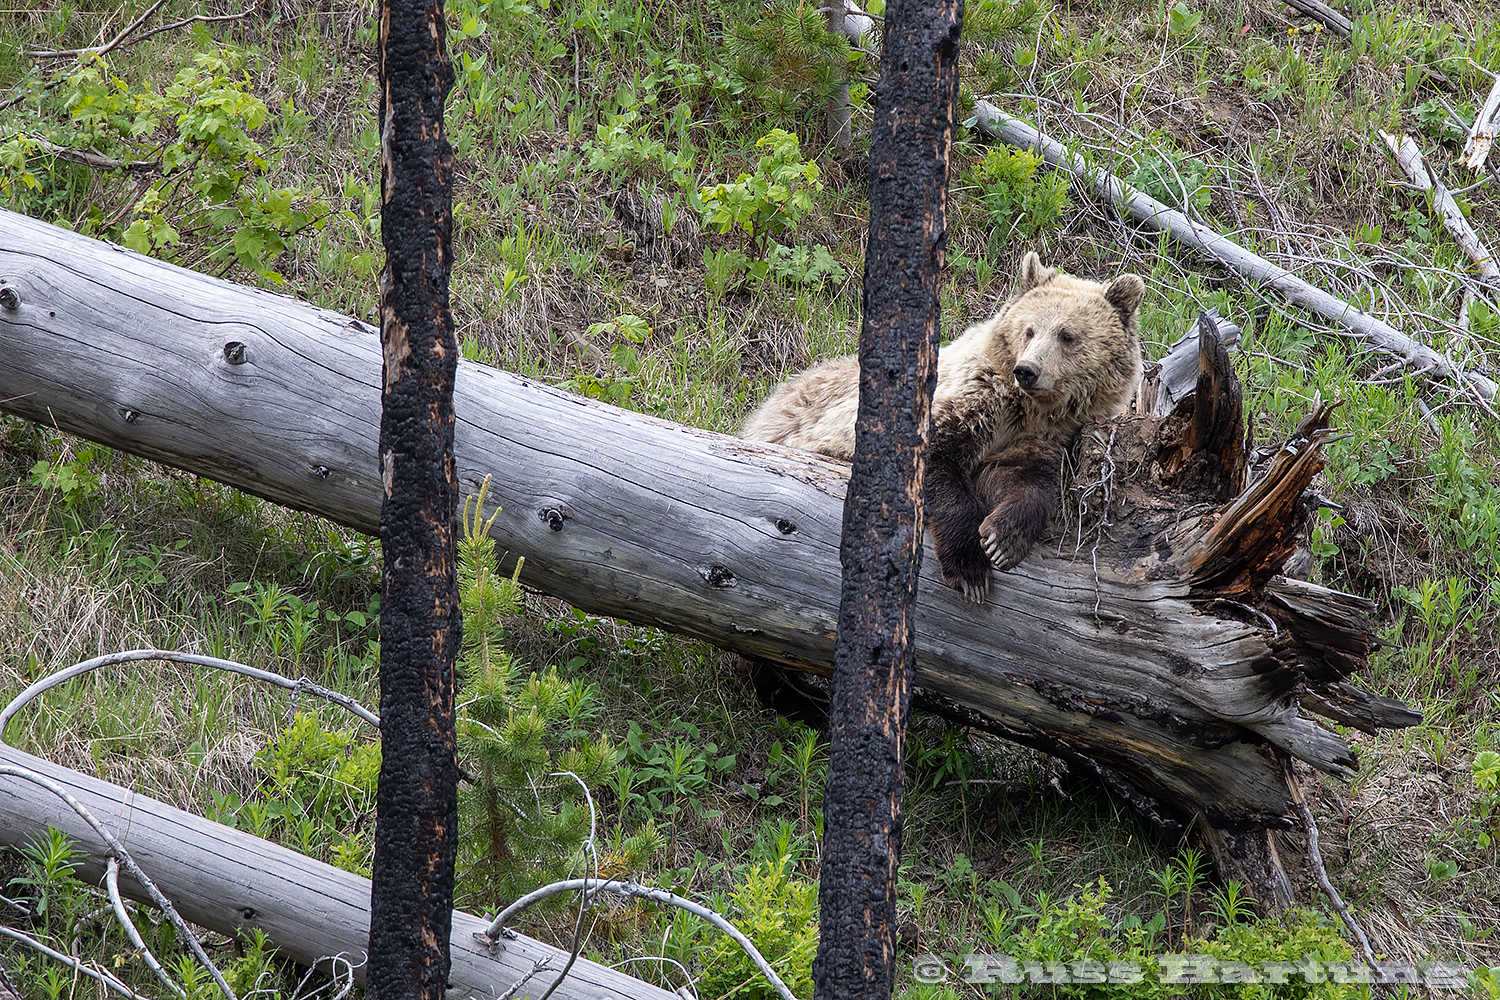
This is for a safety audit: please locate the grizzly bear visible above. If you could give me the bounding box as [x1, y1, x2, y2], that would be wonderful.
[741, 252, 1144, 600]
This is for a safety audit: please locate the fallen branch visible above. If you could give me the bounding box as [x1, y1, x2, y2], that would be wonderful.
[1380, 130, 1500, 289]
[22, 136, 158, 174]
[0, 925, 144, 1000]
[0, 765, 238, 1000]
[487, 880, 799, 1000]
[969, 101, 1500, 403]
[0, 745, 681, 1000]
[1462, 70, 1500, 173]
[0, 649, 380, 736]
[1284, 761, 1382, 976]
[31, 2, 255, 59]
[1282, 0, 1351, 38]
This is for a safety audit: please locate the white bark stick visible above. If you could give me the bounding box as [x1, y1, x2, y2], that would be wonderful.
[970, 101, 1499, 402]
[1380, 130, 1500, 289]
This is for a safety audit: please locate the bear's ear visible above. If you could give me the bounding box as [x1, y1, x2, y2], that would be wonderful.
[1103, 273, 1145, 318]
[1019, 251, 1055, 291]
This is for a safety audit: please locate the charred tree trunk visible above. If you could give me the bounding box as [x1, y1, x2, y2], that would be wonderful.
[815, 0, 960, 994]
[369, 5, 460, 1000]
[0, 209, 1419, 901]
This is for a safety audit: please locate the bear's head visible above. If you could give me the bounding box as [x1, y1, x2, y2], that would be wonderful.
[995, 252, 1145, 424]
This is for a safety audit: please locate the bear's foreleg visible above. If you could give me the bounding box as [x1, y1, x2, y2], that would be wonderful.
[924, 399, 1012, 602]
[974, 435, 1064, 572]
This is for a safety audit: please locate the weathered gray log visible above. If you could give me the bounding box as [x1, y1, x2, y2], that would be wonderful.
[0, 208, 1414, 846]
[0, 744, 679, 1000]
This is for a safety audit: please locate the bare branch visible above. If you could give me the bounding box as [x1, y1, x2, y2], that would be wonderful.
[32, 3, 255, 60]
[1380, 130, 1500, 290]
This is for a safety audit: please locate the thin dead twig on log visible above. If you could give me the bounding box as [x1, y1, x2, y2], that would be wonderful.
[1380, 130, 1500, 290]
[969, 101, 1500, 404]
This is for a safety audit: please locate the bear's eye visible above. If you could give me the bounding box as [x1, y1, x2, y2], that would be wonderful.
[1058, 329, 1077, 345]
[1024, 327, 1035, 341]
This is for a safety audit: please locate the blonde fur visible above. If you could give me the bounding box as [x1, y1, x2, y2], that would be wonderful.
[740, 253, 1144, 467]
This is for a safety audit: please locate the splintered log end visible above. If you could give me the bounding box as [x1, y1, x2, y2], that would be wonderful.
[1155, 312, 1248, 501]
[1185, 402, 1343, 598]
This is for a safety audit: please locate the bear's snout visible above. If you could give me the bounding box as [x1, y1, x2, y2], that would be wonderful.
[1013, 362, 1041, 389]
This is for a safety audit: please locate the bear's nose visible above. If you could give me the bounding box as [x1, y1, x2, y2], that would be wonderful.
[1013, 363, 1039, 389]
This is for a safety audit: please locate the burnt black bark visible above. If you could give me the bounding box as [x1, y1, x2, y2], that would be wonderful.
[368, 3, 460, 1000]
[813, 0, 963, 995]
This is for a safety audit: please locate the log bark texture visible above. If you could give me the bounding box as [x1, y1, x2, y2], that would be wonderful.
[371, 2, 462, 1000]
[0, 744, 680, 1000]
[815, 0, 959, 992]
[0, 209, 1417, 857]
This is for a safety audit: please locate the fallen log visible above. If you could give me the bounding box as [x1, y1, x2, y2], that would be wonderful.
[0, 208, 1417, 896]
[0, 743, 680, 1000]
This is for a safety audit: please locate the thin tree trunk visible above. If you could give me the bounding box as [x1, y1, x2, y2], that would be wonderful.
[370, 4, 461, 1000]
[814, 0, 961, 994]
[824, 1, 853, 151]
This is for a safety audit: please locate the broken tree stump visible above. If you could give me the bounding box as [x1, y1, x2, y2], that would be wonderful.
[0, 208, 1419, 898]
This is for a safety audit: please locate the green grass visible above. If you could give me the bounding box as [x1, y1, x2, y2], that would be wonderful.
[2, 0, 1500, 994]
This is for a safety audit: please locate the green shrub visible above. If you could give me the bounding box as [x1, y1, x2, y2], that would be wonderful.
[697, 854, 818, 1000]
[454, 480, 622, 913]
[966, 147, 1069, 244]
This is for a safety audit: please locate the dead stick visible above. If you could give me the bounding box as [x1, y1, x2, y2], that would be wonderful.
[1283, 0, 1351, 37]
[969, 102, 1500, 404]
[32, 5, 253, 59]
[1283, 760, 1382, 977]
[1381, 130, 1500, 289]
[30, 0, 168, 58]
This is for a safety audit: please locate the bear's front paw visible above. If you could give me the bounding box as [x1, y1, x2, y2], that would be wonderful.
[979, 514, 1035, 572]
[936, 542, 991, 604]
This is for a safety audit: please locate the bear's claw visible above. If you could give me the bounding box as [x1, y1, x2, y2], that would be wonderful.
[980, 526, 1029, 572]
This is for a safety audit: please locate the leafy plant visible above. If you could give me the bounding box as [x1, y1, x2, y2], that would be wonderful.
[695, 853, 818, 1000]
[1167, 1, 1204, 36]
[1473, 750, 1500, 848]
[245, 712, 380, 872]
[966, 147, 1070, 245]
[1, 49, 326, 282]
[29, 445, 102, 507]
[699, 129, 822, 250]
[1127, 150, 1213, 212]
[8, 828, 84, 935]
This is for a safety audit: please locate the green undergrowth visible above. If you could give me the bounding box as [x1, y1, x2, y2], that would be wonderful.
[3, 0, 1500, 995]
